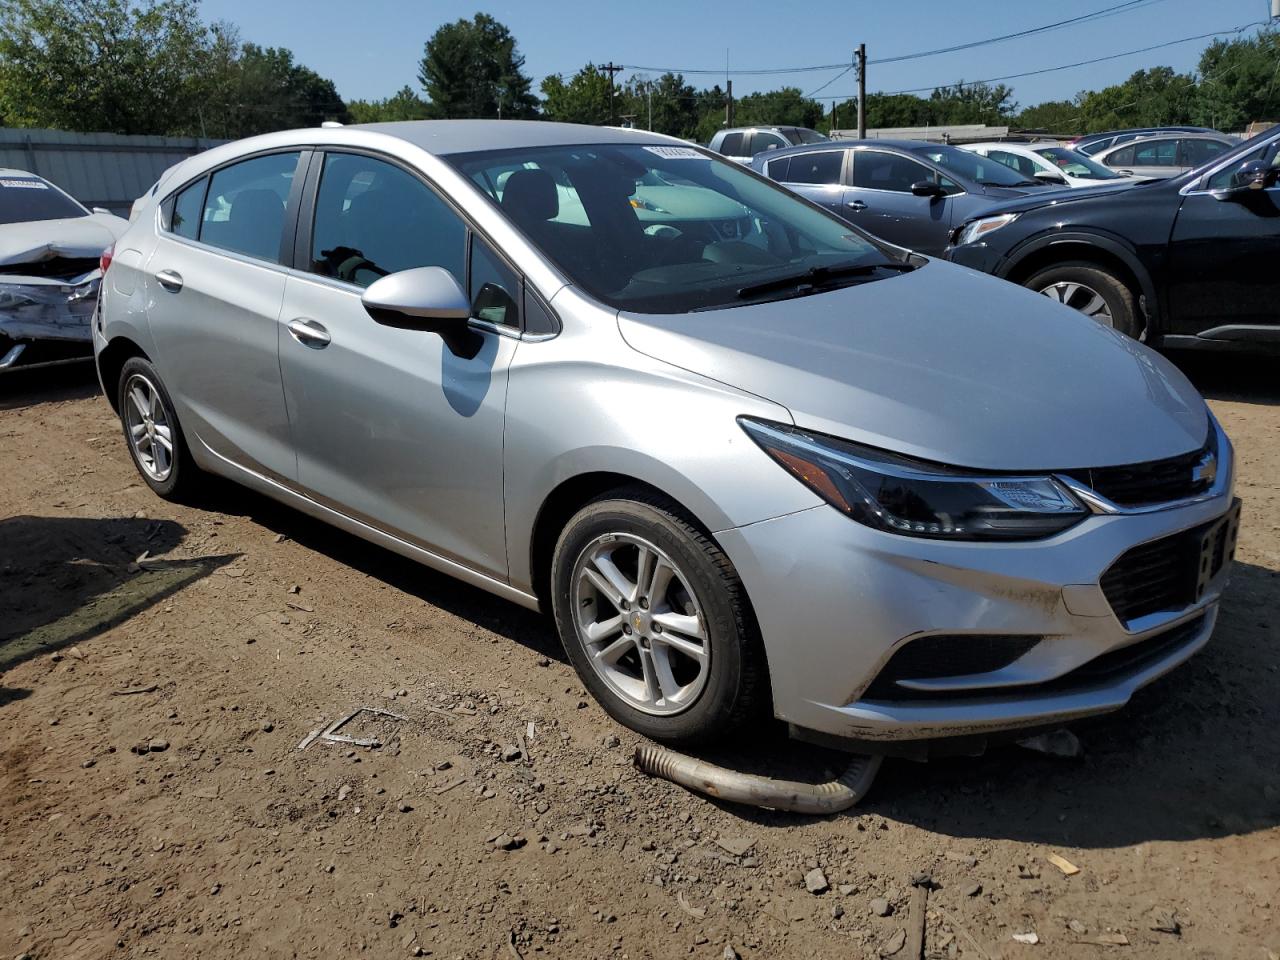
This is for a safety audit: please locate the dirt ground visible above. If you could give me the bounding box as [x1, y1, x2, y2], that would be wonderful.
[1, 355, 1277, 960]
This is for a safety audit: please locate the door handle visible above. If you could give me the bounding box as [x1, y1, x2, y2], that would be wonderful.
[287, 318, 331, 349]
[846, 200, 867, 211]
[154, 269, 183, 292]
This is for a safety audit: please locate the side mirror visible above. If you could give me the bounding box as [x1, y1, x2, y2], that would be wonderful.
[1034, 171, 1068, 185]
[361, 266, 481, 356]
[91, 206, 113, 216]
[1212, 160, 1278, 201]
[910, 180, 945, 199]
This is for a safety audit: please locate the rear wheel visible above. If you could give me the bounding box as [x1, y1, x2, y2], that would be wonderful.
[1026, 261, 1140, 339]
[550, 489, 765, 745]
[116, 356, 200, 501]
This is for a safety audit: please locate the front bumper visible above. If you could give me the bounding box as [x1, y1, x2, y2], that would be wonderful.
[719, 435, 1236, 749]
[0, 273, 100, 370]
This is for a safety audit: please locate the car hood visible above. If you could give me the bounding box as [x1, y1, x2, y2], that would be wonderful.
[0, 213, 126, 268]
[958, 179, 1148, 221]
[617, 259, 1207, 471]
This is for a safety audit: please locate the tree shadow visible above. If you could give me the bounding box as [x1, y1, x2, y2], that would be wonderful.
[1168, 349, 1280, 406]
[0, 361, 99, 411]
[0, 515, 238, 679]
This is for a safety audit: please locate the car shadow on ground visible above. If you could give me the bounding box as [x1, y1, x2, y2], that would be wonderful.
[1168, 349, 1280, 405]
[0, 515, 238, 689]
[0, 360, 99, 410]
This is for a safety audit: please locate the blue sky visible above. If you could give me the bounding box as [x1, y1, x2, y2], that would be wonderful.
[200, 0, 1275, 106]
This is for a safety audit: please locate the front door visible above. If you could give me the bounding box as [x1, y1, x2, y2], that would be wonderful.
[844, 149, 958, 254]
[278, 151, 518, 579]
[144, 150, 304, 481]
[1166, 141, 1280, 337]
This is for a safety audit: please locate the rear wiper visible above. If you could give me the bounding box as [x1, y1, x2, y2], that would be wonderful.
[736, 261, 914, 299]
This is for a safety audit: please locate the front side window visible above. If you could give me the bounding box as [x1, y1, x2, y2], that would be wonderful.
[1179, 139, 1228, 168]
[852, 151, 935, 192]
[1131, 139, 1178, 166]
[198, 152, 300, 263]
[719, 133, 744, 155]
[750, 132, 788, 154]
[469, 235, 520, 328]
[0, 175, 87, 224]
[785, 151, 844, 186]
[449, 142, 894, 314]
[309, 153, 465, 288]
[1205, 141, 1280, 189]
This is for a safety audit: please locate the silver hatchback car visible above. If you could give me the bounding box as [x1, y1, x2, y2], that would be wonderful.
[96, 121, 1238, 753]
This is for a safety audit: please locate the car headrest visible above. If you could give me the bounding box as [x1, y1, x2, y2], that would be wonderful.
[501, 169, 558, 222]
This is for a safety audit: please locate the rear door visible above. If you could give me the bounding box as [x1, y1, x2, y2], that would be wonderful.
[844, 149, 961, 254]
[145, 150, 305, 482]
[773, 149, 849, 216]
[277, 150, 517, 578]
[1165, 139, 1280, 338]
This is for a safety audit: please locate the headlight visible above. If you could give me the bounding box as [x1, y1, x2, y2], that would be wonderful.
[740, 418, 1086, 541]
[955, 212, 1019, 246]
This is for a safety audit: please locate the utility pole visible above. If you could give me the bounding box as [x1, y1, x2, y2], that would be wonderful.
[597, 61, 624, 124]
[855, 43, 867, 139]
[725, 79, 735, 127]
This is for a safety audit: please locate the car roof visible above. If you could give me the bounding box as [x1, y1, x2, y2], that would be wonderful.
[961, 142, 1064, 152]
[1093, 132, 1231, 155]
[1077, 126, 1216, 140]
[350, 119, 683, 154]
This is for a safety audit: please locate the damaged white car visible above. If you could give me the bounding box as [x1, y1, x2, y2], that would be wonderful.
[0, 169, 127, 371]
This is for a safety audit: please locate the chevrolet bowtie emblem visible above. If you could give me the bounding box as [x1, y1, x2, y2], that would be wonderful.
[1192, 450, 1217, 487]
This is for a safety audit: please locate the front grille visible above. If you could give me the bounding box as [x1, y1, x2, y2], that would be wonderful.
[1101, 505, 1239, 624]
[1061, 435, 1214, 507]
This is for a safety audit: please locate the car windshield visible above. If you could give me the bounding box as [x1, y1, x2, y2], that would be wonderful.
[448, 143, 899, 313]
[1033, 147, 1124, 180]
[0, 175, 87, 224]
[791, 128, 829, 145]
[906, 145, 1033, 187]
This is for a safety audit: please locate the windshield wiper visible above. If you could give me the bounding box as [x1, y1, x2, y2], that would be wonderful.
[736, 261, 914, 300]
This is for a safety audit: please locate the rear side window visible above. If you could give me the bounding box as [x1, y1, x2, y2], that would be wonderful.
[309, 152, 465, 288]
[785, 151, 844, 185]
[171, 177, 205, 240]
[719, 133, 744, 155]
[199, 152, 300, 262]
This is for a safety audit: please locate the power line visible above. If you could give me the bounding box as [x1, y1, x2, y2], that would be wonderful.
[618, 0, 1168, 77]
[808, 19, 1271, 101]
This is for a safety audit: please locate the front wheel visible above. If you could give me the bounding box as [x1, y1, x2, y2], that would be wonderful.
[1026, 261, 1140, 339]
[550, 490, 765, 745]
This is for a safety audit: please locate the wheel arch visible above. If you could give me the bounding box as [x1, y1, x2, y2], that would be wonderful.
[1000, 232, 1158, 329]
[97, 336, 151, 413]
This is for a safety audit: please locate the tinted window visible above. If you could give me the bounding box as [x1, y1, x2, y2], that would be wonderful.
[750, 132, 788, 154]
[1106, 145, 1135, 166]
[765, 156, 791, 181]
[793, 128, 829, 145]
[719, 133, 744, 155]
[1205, 143, 1280, 189]
[853, 151, 933, 192]
[0, 175, 86, 224]
[469, 235, 520, 328]
[171, 177, 205, 239]
[199, 152, 299, 262]
[911, 145, 1025, 187]
[785, 151, 844, 185]
[987, 150, 1039, 178]
[1179, 139, 1228, 167]
[309, 153, 465, 288]
[450, 143, 891, 314]
[1033, 147, 1122, 180]
[1131, 139, 1178, 166]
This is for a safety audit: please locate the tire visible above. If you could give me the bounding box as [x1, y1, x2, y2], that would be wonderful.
[1025, 261, 1140, 339]
[550, 488, 766, 745]
[116, 356, 200, 501]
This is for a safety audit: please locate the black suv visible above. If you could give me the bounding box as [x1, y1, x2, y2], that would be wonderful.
[946, 124, 1280, 351]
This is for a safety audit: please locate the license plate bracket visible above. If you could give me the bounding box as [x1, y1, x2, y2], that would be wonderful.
[1194, 498, 1241, 601]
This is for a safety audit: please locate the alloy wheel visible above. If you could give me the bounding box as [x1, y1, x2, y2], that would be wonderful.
[1037, 280, 1114, 326]
[570, 533, 710, 716]
[123, 373, 174, 482]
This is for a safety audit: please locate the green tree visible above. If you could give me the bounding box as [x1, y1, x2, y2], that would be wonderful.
[928, 82, 1017, 125]
[1014, 99, 1081, 134]
[1195, 29, 1280, 131]
[621, 73, 700, 138]
[1075, 67, 1196, 133]
[418, 13, 537, 119]
[348, 85, 438, 124]
[540, 64, 611, 125]
[0, 0, 209, 134]
[733, 86, 825, 130]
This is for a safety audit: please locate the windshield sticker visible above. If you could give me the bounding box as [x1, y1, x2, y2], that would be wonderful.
[643, 146, 705, 160]
[0, 178, 48, 189]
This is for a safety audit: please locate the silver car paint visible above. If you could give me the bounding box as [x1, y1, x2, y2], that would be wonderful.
[97, 120, 1235, 746]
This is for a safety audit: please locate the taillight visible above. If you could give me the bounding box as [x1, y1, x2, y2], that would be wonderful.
[100, 244, 114, 273]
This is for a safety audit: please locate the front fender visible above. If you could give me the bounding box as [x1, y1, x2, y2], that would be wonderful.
[1000, 228, 1158, 315]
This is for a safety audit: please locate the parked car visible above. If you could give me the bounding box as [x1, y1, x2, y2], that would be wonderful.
[708, 126, 828, 164]
[0, 169, 127, 371]
[753, 139, 1049, 254]
[1091, 132, 1235, 180]
[1071, 126, 1221, 156]
[97, 120, 1237, 755]
[947, 124, 1280, 348]
[960, 142, 1137, 188]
